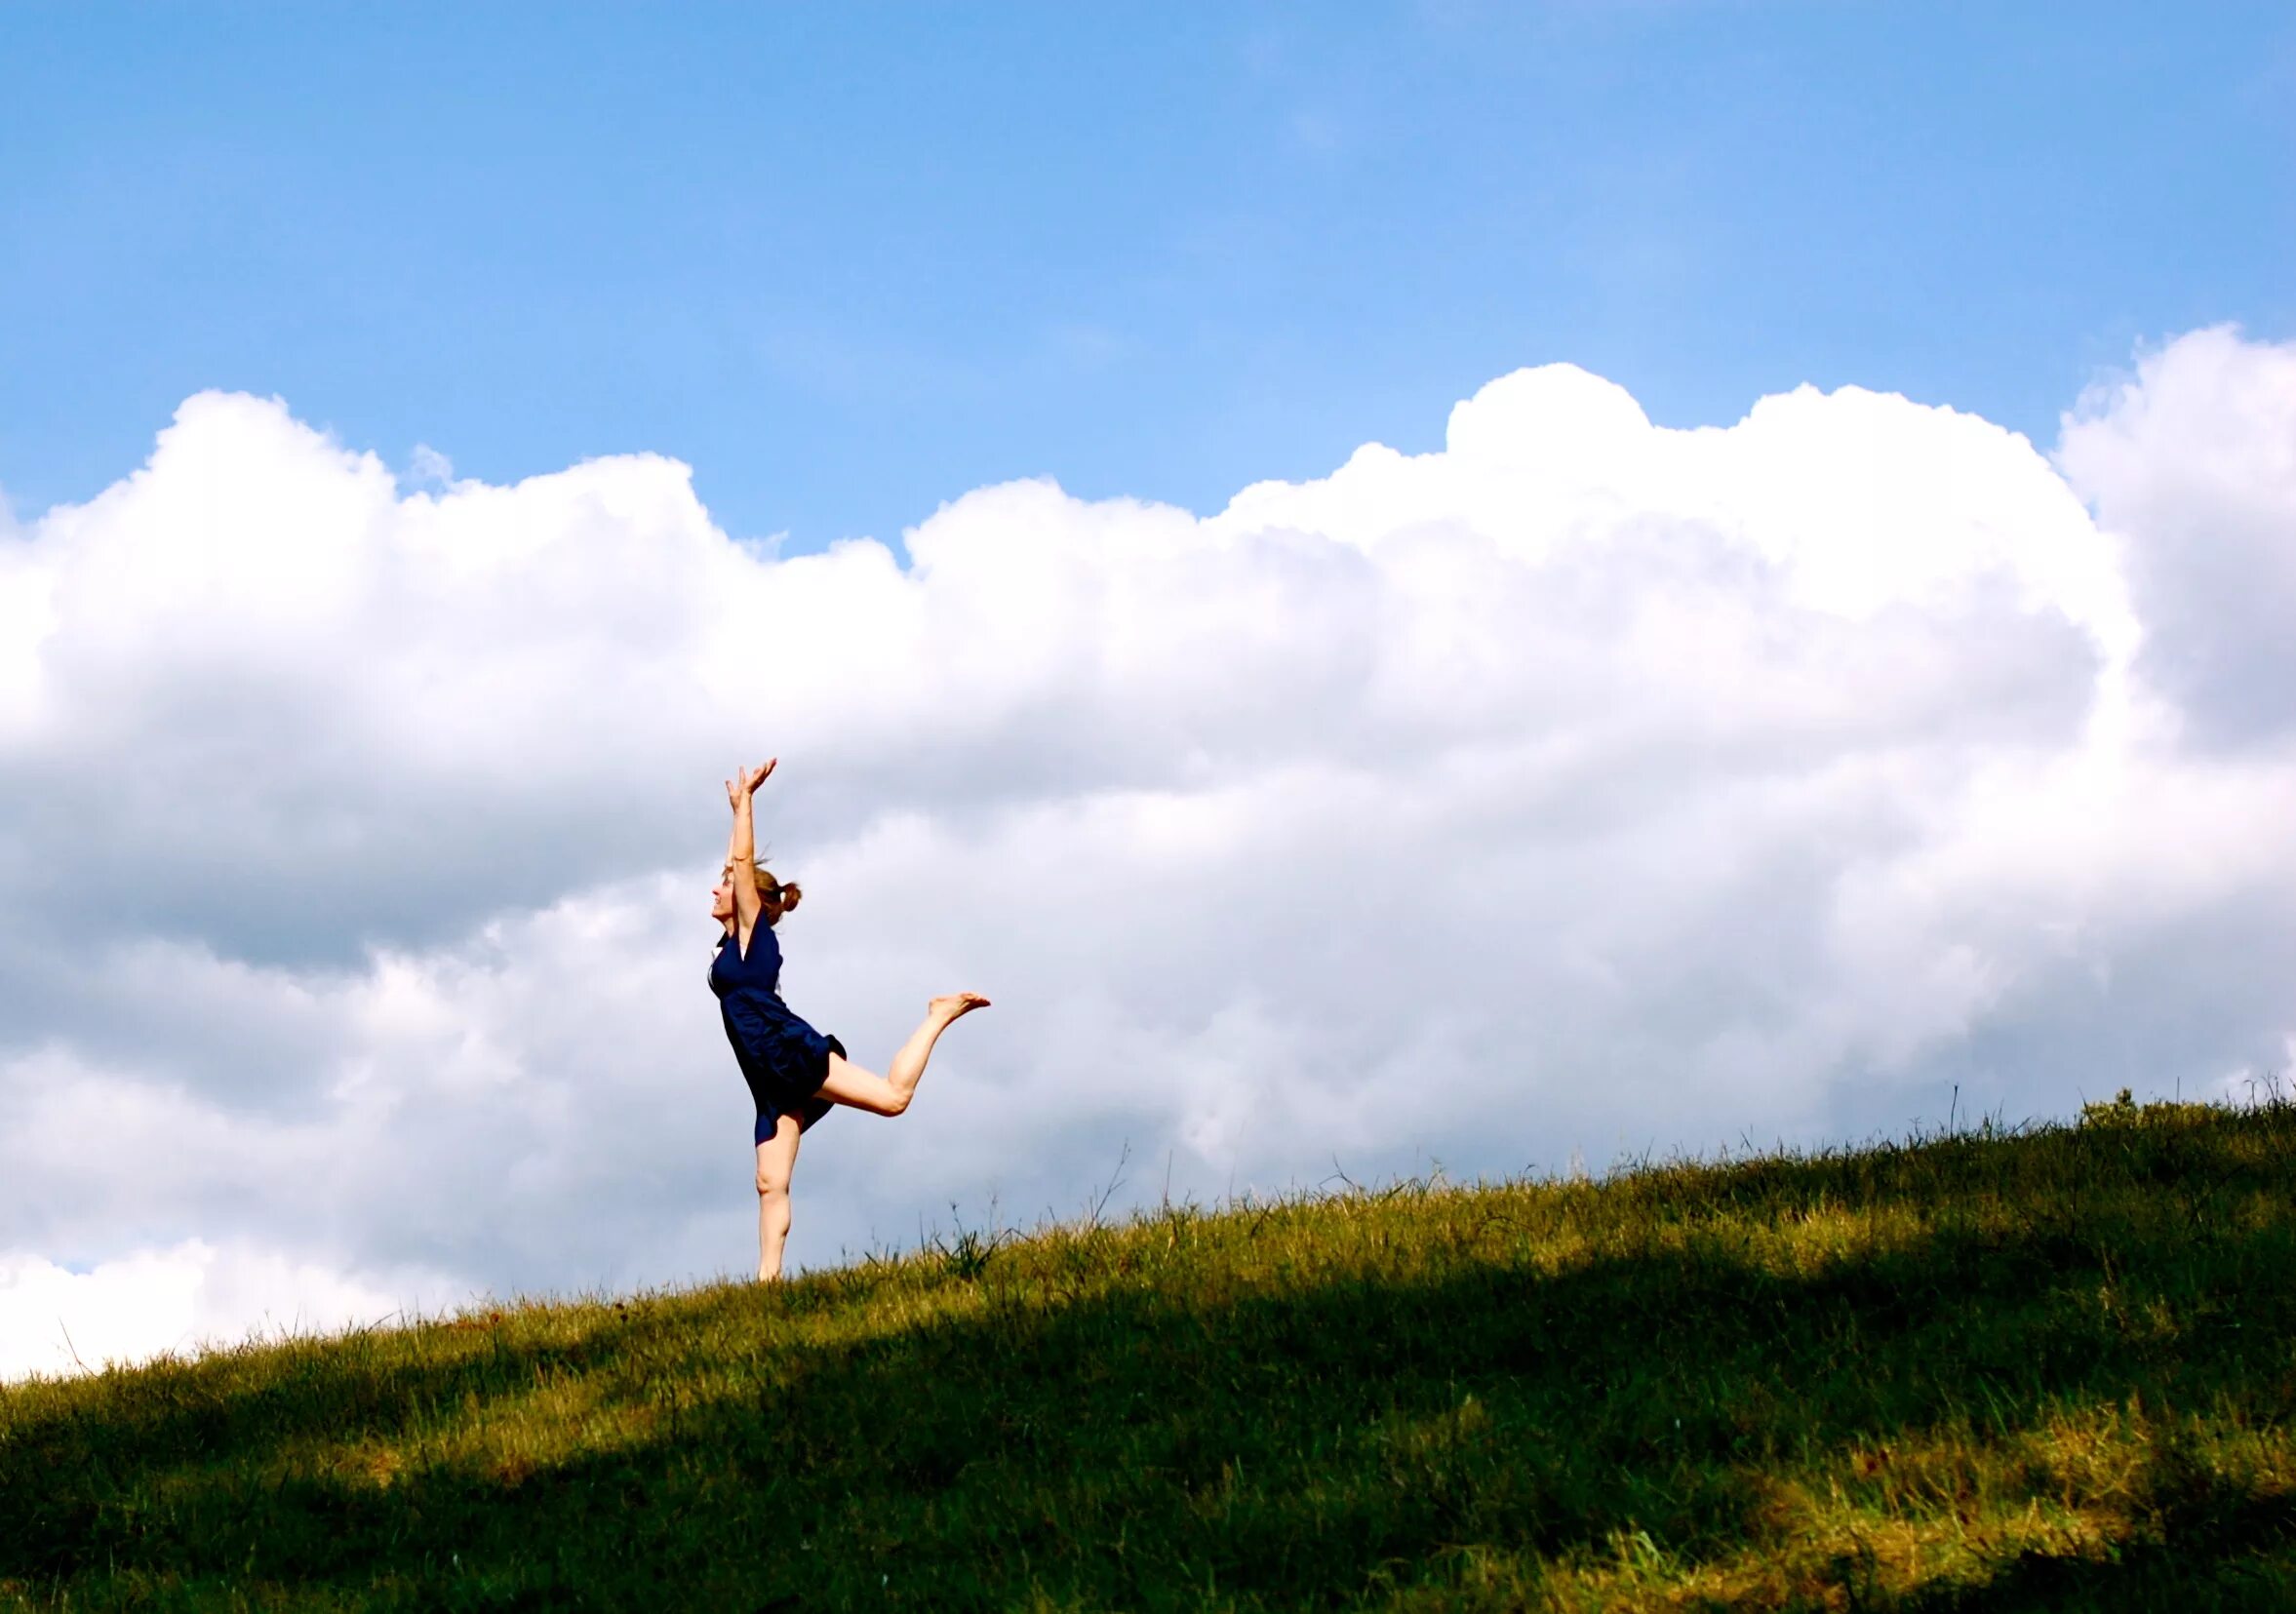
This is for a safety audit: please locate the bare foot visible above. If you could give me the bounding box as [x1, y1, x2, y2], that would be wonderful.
[930, 992, 991, 1022]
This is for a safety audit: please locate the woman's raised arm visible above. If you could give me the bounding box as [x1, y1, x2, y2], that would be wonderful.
[723, 758, 777, 940]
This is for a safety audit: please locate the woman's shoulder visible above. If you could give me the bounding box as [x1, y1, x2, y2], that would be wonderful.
[729, 921, 782, 966]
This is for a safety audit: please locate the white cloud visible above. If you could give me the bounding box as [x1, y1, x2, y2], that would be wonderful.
[3, 332, 2294, 1377]
[2058, 325, 2296, 748]
[0, 1240, 414, 1383]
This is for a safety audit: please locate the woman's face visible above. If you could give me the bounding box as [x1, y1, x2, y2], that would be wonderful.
[710, 865, 736, 924]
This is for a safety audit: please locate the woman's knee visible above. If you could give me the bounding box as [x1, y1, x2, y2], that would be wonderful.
[818, 1060, 909, 1118]
[756, 1164, 790, 1198]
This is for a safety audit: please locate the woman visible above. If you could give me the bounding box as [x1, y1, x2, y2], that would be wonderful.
[709, 759, 989, 1280]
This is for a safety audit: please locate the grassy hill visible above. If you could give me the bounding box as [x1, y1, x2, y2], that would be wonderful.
[5, 1094, 2294, 1611]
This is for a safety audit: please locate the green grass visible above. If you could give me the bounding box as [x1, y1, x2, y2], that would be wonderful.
[7, 1093, 2296, 1611]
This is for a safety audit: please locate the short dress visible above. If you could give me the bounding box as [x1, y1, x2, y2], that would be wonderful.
[709, 921, 846, 1145]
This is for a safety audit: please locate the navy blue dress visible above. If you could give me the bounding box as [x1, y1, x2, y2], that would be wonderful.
[709, 921, 845, 1145]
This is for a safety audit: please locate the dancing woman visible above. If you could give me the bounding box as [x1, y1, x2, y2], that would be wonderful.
[709, 760, 989, 1279]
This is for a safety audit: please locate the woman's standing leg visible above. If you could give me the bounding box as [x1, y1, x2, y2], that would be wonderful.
[815, 994, 990, 1116]
[754, 1113, 803, 1280]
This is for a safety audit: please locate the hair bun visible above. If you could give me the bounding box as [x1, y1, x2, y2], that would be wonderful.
[776, 880, 804, 914]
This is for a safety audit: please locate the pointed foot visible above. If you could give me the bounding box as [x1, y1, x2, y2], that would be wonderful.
[930, 992, 991, 1022]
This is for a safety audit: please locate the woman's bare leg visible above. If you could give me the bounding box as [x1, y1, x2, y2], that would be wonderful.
[754, 1114, 802, 1280]
[816, 993, 990, 1117]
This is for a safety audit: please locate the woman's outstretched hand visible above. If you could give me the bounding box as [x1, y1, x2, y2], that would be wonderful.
[724, 758, 777, 809]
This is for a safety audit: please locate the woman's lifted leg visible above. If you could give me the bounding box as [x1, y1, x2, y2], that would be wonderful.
[816, 994, 990, 1117]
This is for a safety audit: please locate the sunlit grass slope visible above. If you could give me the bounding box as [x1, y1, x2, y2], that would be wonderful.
[5, 1095, 2295, 1611]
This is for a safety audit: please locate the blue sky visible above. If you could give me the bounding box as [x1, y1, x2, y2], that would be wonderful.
[2, 2, 2290, 552]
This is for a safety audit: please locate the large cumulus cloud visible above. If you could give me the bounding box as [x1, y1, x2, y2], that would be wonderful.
[3, 329, 2293, 1378]
[2058, 327, 2296, 749]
